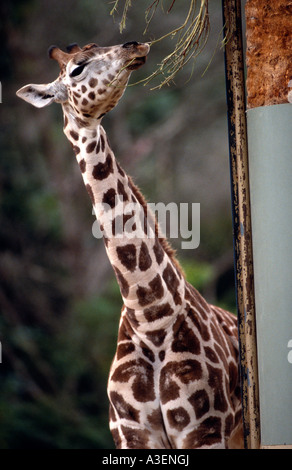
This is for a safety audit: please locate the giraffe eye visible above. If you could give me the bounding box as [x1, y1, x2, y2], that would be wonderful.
[70, 63, 87, 77]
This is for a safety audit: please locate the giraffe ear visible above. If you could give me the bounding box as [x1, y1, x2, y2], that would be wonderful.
[16, 83, 56, 108]
[16, 80, 68, 108]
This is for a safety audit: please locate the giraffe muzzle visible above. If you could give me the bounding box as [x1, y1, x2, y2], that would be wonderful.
[125, 43, 150, 70]
[127, 56, 147, 70]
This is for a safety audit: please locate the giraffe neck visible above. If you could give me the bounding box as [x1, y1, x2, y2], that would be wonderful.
[62, 104, 186, 335]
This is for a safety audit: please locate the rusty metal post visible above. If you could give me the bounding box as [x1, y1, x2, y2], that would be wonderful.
[222, 0, 260, 448]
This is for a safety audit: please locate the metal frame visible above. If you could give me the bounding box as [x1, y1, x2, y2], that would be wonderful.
[222, 0, 260, 449]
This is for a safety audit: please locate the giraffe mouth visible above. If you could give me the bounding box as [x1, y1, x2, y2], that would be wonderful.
[127, 56, 147, 70]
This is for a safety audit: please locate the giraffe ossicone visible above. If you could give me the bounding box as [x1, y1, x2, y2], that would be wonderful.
[17, 40, 244, 449]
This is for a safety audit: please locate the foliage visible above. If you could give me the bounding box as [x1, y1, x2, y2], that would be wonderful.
[182, 259, 213, 292]
[0, 282, 121, 449]
[127, 88, 179, 135]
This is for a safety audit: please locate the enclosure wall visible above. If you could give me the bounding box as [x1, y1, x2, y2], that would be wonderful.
[247, 103, 292, 446]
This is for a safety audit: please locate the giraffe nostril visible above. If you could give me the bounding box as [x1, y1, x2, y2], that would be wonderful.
[122, 41, 139, 49]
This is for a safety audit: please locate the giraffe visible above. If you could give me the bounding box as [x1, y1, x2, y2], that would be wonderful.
[16, 40, 244, 449]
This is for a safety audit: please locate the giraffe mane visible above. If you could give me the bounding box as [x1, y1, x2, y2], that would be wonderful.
[127, 175, 184, 276]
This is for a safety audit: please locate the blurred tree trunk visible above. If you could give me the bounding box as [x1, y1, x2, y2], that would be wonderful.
[245, 0, 292, 108]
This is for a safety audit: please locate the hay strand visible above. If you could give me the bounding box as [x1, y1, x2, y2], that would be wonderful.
[110, 0, 210, 89]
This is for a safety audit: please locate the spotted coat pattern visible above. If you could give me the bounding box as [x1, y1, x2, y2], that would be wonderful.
[16, 41, 243, 449]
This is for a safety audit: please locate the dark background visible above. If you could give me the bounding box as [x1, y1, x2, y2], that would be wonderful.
[0, 0, 236, 448]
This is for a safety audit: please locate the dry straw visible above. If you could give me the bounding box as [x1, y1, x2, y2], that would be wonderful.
[110, 0, 210, 89]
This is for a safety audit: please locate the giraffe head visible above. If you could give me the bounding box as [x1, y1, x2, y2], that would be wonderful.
[16, 41, 150, 121]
